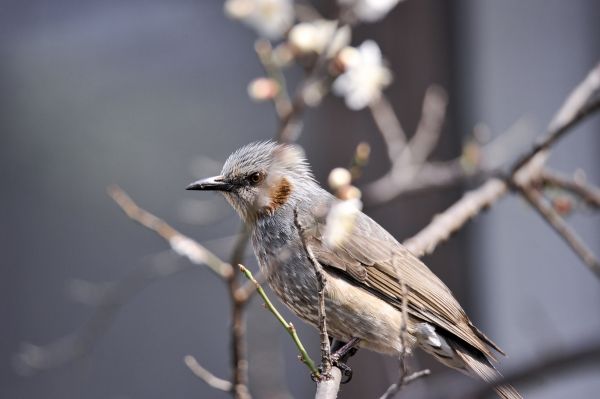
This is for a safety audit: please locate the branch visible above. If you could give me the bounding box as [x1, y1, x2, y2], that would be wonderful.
[108, 185, 233, 279]
[403, 62, 600, 258]
[540, 169, 600, 208]
[227, 226, 252, 399]
[184, 354, 233, 392]
[314, 367, 342, 399]
[238, 265, 319, 376]
[518, 186, 600, 278]
[293, 209, 332, 375]
[403, 178, 508, 257]
[369, 95, 410, 163]
[380, 369, 431, 399]
[408, 85, 448, 165]
[510, 63, 600, 175]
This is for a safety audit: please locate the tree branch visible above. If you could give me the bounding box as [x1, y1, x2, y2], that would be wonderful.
[184, 354, 233, 392]
[403, 178, 508, 257]
[108, 185, 233, 279]
[540, 169, 600, 208]
[293, 209, 332, 375]
[403, 62, 600, 259]
[518, 186, 600, 278]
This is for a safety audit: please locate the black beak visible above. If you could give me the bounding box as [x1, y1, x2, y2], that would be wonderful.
[186, 175, 231, 191]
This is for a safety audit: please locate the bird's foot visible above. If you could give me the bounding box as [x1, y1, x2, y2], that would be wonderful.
[327, 337, 360, 384]
[330, 337, 360, 363]
[313, 360, 353, 384]
[333, 360, 354, 384]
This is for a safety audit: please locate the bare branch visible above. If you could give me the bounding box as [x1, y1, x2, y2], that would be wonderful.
[379, 369, 431, 399]
[510, 63, 600, 175]
[226, 225, 252, 399]
[541, 169, 600, 208]
[547, 63, 600, 133]
[403, 62, 600, 259]
[369, 95, 410, 163]
[519, 187, 600, 278]
[108, 185, 233, 279]
[314, 367, 342, 399]
[408, 85, 448, 165]
[294, 209, 332, 375]
[184, 355, 233, 392]
[363, 159, 467, 206]
[403, 178, 508, 257]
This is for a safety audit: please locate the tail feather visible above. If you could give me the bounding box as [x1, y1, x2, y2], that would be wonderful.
[453, 344, 522, 399]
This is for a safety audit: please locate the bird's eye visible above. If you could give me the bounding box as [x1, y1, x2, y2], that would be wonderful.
[247, 172, 264, 185]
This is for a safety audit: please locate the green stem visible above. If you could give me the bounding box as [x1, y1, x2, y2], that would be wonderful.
[238, 265, 320, 377]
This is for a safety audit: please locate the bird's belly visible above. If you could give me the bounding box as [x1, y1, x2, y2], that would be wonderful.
[264, 260, 413, 355]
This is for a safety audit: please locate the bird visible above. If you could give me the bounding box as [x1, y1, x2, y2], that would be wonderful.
[186, 141, 521, 399]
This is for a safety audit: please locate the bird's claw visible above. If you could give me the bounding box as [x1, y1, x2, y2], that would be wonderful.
[333, 360, 353, 384]
[313, 361, 353, 384]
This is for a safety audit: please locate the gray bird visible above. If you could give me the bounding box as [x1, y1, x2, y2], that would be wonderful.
[187, 141, 521, 399]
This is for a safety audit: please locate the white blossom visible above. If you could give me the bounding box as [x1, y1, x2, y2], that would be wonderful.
[288, 20, 351, 57]
[333, 40, 392, 110]
[339, 0, 403, 22]
[224, 0, 294, 40]
[328, 167, 352, 190]
[324, 199, 363, 248]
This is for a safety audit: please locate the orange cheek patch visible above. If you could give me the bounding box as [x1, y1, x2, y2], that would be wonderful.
[267, 177, 292, 212]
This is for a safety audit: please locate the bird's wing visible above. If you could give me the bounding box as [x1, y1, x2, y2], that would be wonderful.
[300, 203, 502, 359]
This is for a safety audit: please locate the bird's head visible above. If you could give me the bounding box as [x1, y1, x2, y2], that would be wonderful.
[186, 141, 315, 223]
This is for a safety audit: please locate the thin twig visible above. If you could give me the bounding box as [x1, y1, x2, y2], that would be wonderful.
[184, 355, 233, 392]
[519, 187, 600, 278]
[408, 85, 448, 165]
[380, 370, 431, 399]
[227, 226, 252, 399]
[541, 169, 600, 208]
[510, 96, 600, 176]
[108, 185, 233, 278]
[238, 265, 320, 377]
[293, 209, 332, 375]
[369, 95, 410, 163]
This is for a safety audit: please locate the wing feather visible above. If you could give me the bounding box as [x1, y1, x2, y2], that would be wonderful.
[305, 203, 502, 359]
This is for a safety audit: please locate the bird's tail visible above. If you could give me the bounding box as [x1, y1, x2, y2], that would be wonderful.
[453, 344, 522, 399]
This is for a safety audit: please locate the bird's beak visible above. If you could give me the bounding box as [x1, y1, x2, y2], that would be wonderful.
[186, 175, 232, 192]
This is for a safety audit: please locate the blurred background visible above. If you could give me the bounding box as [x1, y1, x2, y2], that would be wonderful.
[1, 0, 599, 398]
